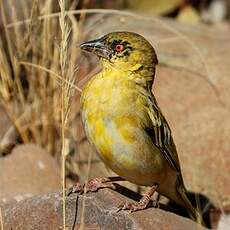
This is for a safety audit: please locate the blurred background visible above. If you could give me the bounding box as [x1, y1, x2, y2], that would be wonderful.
[0, 0, 229, 229]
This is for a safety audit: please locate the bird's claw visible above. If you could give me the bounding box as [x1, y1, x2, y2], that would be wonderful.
[67, 182, 84, 196]
[67, 177, 116, 196]
[117, 201, 148, 213]
[117, 199, 158, 213]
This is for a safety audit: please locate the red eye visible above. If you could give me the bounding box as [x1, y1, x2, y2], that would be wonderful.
[115, 44, 124, 52]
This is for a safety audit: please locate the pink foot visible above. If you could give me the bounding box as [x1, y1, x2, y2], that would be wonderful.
[117, 200, 148, 212]
[67, 177, 116, 196]
[67, 182, 84, 195]
[117, 184, 159, 213]
[117, 199, 158, 213]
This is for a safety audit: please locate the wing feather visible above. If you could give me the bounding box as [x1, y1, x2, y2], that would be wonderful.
[144, 93, 181, 172]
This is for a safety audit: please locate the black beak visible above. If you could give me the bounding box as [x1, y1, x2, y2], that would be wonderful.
[80, 37, 112, 60]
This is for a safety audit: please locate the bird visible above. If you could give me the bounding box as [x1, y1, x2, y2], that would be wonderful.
[68, 31, 202, 223]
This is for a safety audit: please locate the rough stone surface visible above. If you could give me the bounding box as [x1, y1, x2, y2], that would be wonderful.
[74, 14, 230, 209]
[0, 189, 207, 230]
[217, 213, 230, 230]
[0, 144, 60, 201]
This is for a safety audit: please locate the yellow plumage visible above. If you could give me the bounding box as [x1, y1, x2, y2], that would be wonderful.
[78, 31, 202, 224]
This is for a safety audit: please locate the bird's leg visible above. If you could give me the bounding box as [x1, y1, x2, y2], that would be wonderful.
[67, 176, 124, 196]
[117, 184, 159, 212]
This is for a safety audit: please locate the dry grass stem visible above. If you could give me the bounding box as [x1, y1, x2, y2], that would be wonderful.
[79, 149, 92, 230]
[58, 0, 77, 229]
[0, 0, 82, 153]
[0, 206, 3, 230]
[19, 61, 82, 92]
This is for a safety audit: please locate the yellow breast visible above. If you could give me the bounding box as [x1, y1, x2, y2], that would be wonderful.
[81, 70, 137, 157]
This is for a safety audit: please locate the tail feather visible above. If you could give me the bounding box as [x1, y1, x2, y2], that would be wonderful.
[176, 180, 203, 225]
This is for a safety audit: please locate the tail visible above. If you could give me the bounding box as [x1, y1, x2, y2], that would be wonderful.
[176, 176, 203, 225]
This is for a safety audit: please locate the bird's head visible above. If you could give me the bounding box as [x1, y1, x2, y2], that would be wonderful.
[80, 31, 158, 76]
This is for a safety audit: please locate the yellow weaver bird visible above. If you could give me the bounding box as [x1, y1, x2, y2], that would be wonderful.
[69, 31, 202, 223]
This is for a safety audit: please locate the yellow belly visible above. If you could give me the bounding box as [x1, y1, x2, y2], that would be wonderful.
[81, 73, 168, 186]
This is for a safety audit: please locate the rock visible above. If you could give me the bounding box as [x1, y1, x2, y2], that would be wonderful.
[0, 144, 60, 201]
[78, 14, 230, 209]
[0, 189, 206, 230]
[217, 212, 230, 230]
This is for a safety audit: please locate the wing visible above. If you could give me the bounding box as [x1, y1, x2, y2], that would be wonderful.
[143, 92, 181, 173]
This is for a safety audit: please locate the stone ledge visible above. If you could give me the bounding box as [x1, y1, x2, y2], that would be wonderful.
[1, 188, 207, 230]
